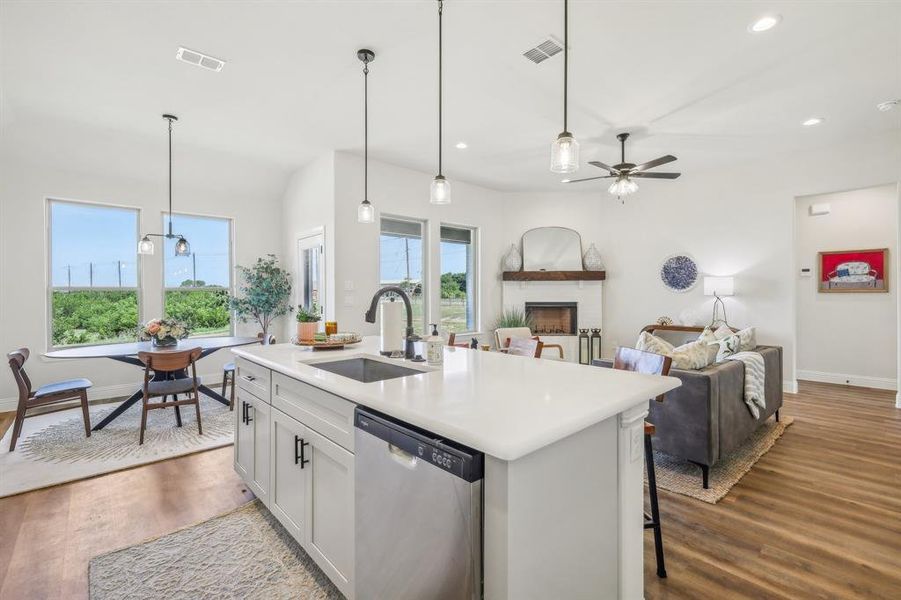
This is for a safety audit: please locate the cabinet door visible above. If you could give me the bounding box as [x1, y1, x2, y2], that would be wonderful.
[234, 390, 255, 483]
[248, 396, 271, 505]
[269, 408, 309, 542]
[304, 427, 355, 599]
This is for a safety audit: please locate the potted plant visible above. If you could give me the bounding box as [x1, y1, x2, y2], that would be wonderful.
[296, 302, 321, 342]
[493, 307, 534, 330]
[139, 317, 190, 347]
[229, 254, 292, 344]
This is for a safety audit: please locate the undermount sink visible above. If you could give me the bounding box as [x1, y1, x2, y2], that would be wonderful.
[311, 357, 424, 383]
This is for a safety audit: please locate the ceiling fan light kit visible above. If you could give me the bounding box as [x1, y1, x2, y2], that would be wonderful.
[430, 0, 451, 205]
[550, 0, 579, 174]
[138, 114, 190, 256]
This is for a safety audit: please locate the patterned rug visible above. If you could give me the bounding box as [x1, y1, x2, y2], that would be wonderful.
[0, 396, 234, 498]
[650, 416, 794, 503]
[89, 500, 343, 600]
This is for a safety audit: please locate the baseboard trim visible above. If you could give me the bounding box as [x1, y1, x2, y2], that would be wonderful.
[797, 370, 897, 391]
[783, 380, 798, 394]
[0, 372, 225, 413]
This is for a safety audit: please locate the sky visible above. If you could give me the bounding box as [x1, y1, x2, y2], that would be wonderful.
[50, 201, 230, 288]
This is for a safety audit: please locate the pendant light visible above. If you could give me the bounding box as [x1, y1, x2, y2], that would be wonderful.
[430, 0, 451, 205]
[357, 49, 376, 223]
[550, 0, 579, 174]
[138, 114, 190, 256]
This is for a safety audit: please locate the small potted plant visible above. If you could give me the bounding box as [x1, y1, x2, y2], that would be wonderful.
[229, 254, 293, 344]
[296, 302, 322, 342]
[140, 317, 191, 347]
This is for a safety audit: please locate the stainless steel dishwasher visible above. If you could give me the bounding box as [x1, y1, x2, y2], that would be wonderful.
[354, 407, 483, 600]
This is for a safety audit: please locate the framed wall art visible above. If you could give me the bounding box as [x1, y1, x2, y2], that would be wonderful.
[818, 248, 888, 293]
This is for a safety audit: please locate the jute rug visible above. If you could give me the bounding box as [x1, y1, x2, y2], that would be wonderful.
[0, 395, 234, 498]
[650, 416, 794, 504]
[89, 500, 343, 600]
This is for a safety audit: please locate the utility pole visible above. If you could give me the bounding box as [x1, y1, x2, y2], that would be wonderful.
[67, 265, 71, 289]
[89, 262, 93, 287]
[404, 238, 411, 282]
[117, 260, 122, 287]
[192, 253, 197, 286]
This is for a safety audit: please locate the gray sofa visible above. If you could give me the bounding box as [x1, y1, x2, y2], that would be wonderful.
[596, 325, 783, 488]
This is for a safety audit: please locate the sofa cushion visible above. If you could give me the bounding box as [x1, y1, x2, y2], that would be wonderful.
[636, 331, 674, 355]
[671, 339, 713, 370]
[710, 334, 741, 362]
[736, 327, 757, 352]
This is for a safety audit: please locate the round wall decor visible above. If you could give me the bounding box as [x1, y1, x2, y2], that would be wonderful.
[660, 254, 699, 292]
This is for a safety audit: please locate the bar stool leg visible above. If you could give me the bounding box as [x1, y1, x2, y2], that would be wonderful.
[645, 432, 667, 578]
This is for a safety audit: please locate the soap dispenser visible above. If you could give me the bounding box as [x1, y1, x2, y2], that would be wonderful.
[426, 323, 444, 366]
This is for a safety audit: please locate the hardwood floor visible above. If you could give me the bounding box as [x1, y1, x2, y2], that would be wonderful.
[0, 381, 898, 599]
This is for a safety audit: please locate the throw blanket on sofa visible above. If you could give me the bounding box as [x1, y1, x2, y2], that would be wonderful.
[724, 351, 767, 418]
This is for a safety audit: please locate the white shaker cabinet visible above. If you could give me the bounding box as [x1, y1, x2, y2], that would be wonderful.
[268, 407, 310, 542]
[234, 388, 270, 506]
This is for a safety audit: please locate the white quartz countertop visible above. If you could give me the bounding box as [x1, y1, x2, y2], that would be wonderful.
[232, 337, 680, 461]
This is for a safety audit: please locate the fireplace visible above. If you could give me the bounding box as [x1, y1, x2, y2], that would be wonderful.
[525, 302, 578, 335]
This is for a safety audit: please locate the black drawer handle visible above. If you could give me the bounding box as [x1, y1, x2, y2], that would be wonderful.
[241, 401, 247, 424]
[295, 435, 310, 468]
[242, 374, 256, 382]
[246, 403, 254, 424]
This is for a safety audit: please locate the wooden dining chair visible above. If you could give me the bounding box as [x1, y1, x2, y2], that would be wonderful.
[137, 347, 203, 445]
[501, 337, 544, 358]
[446, 332, 470, 348]
[222, 333, 275, 410]
[6, 348, 93, 451]
[595, 347, 672, 579]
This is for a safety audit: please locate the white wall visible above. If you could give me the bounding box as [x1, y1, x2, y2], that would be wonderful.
[0, 119, 288, 407]
[502, 131, 901, 390]
[795, 184, 898, 388]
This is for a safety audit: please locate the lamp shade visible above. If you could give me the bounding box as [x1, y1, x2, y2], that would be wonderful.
[704, 276, 734, 296]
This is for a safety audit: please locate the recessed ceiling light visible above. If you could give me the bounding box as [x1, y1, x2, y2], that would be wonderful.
[802, 117, 824, 127]
[748, 14, 781, 33]
[877, 100, 899, 112]
[455, 142, 468, 149]
[176, 47, 225, 72]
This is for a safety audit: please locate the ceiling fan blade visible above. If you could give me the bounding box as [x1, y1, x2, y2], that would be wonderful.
[631, 172, 681, 179]
[630, 155, 677, 173]
[564, 175, 616, 183]
[588, 161, 620, 174]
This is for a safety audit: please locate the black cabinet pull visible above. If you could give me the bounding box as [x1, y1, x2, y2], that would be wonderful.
[241, 401, 247, 424]
[295, 435, 310, 468]
[246, 404, 254, 424]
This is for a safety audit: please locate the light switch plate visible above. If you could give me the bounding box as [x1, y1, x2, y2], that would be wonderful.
[344, 280, 354, 291]
[344, 295, 355, 307]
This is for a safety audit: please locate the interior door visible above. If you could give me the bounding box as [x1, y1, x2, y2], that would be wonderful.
[269, 408, 309, 543]
[297, 232, 325, 316]
[305, 426, 355, 598]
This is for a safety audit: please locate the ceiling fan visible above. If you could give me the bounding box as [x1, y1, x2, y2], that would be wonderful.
[563, 133, 680, 199]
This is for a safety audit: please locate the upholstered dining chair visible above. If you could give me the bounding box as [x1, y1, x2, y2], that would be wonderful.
[493, 327, 564, 359]
[446, 332, 470, 348]
[499, 337, 544, 358]
[136, 347, 203, 445]
[6, 348, 93, 451]
[594, 347, 672, 579]
[221, 333, 275, 410]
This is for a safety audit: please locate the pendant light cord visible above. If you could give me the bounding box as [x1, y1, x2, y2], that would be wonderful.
[438, 0, 444, 177]
[167, 116, 173, 236]
[364, 57, 369, 202]
[563, 0, 568, 133]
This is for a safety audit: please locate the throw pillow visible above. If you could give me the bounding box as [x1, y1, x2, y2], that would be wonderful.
[636, 331, 674, 356]
[709, 334, 741, 362]
[713, 323, 734, 340]
[697, 327, 720, 364]
[671, 339, 713, 370]
[736, 326, 757, 352]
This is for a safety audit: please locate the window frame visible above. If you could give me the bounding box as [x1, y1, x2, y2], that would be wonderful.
[45, 197, 144, 350]
[379, 214, 429, 335]
[160, 210, 235, 338]
[439, 221, 479, 334]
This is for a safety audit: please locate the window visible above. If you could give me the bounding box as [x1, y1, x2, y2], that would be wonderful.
[297, 233, 325, 313]
[163, 214, 232, 336]
[440, 225, 477, 333]
[48, 200, 140, 347]
[379, 216, 426, 335]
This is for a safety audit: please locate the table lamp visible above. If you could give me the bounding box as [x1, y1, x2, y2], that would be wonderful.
[704, 276, 735, 327]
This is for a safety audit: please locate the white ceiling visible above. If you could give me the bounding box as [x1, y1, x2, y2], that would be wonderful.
[2, 1, 900, 192]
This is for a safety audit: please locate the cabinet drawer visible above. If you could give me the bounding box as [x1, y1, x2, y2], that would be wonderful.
[236, 357, 271, 401]
[272, 372, 355, 452]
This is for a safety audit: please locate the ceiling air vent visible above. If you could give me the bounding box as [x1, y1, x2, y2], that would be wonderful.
[522, 36, 563, 64]
[176, 47, 225, 72]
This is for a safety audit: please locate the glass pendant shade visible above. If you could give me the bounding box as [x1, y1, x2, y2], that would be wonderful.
[138, 236, 155, 255]
[550, 132, 579, 173]
[358, 200, 375, 223]
[174, 236, 191, 256]
[608, 176, 639, 197]
[430, 175, 451, 205]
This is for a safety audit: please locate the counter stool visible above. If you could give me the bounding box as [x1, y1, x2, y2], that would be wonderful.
[222, 333, 274, 410]
[594, 347, 672, 578]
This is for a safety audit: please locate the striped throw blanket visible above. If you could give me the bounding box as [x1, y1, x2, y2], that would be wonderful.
[724, 351, 766, 418]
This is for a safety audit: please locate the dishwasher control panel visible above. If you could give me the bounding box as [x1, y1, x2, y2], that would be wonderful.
[355, 408, 484, 482]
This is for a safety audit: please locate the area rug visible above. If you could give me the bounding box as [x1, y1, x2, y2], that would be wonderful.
[650, 416, 794, 504]
[89, 500, 343, 600]
[0, 396, 234, 498]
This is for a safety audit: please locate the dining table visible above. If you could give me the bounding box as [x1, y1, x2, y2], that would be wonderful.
[44, 336, 259, 431]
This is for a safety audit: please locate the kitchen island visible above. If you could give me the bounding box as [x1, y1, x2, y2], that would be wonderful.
[231, 337, 680, 600]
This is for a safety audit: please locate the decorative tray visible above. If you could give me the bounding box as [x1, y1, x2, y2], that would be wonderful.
[292, 333, 362, 350]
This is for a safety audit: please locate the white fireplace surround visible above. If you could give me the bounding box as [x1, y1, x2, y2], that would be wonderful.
[501, 280, 603, 362]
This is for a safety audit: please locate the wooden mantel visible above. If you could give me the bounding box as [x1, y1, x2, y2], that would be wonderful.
[502, 270, 606, 281]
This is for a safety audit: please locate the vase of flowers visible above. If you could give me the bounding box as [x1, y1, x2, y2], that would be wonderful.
[140, 318, 190, 347]
[296, 302, 321, 342]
